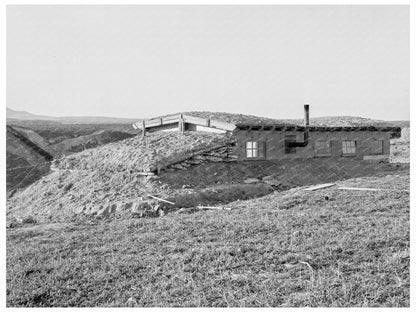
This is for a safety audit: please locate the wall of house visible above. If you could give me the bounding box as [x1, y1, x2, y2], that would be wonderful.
[186, 124, 228, 134]
[233, 129, 391, 161]
[147, 123, 179, 132]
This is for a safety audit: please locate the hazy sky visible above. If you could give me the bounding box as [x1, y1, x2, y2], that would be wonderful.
[7, 5, 409, 120]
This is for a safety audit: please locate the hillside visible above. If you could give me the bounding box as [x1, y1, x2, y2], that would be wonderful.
[7, 107, 138, 124]
[7, 128, 409, 224]
[6, 129, 51, 192]
[6, 110, 409, 197]
[6, 131, 235, 222]
[6, 110, 410, 307]
[6, 120, 138, 191]
[152, 111, 401, 127]
[7, 174, 409, 307]
[6, 119, 137, 145]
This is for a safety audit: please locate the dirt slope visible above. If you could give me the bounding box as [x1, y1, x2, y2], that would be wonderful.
[55, 131, 232, 172]
[6, 131, 234, 222]
[6, 130, 51, 192]
[6, 121, 137, 191]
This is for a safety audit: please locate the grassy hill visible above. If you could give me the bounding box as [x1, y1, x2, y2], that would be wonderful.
[6, 110, 410, 307]
[6, 174, 409, 307]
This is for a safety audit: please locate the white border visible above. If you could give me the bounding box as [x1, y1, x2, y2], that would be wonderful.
[1, 1, 413, 311]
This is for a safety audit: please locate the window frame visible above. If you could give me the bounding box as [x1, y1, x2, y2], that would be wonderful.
[246, 141, 259, 158]
[370, 139, 384, 155]
[314, 140, 332, 157]
[245, 141, 266, 159]
[342, 140, 357, 156]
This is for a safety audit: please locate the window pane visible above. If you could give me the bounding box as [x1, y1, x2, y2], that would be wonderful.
[246, 150, 253, 158]
[342, 141, 356, 154]
[252, 141, 258, 149]
[252, 149, 258, 158]
[246, 141, 252, 149]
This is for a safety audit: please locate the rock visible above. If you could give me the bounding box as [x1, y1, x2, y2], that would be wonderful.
[205, 156, 223, 162]
[184, 159, 203, 165]
[152, 204, 161, 212]
[171, 164, 184, 170]
[264, 179, 281, 187]
[244, 178, 261, 184]
[7, 221, 18, 228]
[131, 202, 151, 216]
[262, 175, 275, 181]
[22, 215, 36, 224]
[109, 204, 117, 214]
[96, 205, 110, 217]
[158, 209, 166, 217]
[86, 205, 102, 215]
[208, 152, 226, 158]
[192, 155, 207, 160]
[63, 183, 73, 192]
[117, 202, 129, 212]
[74, 205, 84, 214]
[125, 297, 138, 307]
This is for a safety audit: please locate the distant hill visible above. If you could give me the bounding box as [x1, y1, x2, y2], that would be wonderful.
[387, 120, 410, 128]
[8, 107, 408, 128]
[183, 111, 406, 127]
[6, 107, 138, 124]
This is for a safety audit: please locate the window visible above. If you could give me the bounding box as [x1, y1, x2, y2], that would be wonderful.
[246, 141, 258, 158]
[370, 140, 383, 155]
[246, 141, 266, 158]
[315, 141, 331, 156]
[342, 140, 356, 155]
[284, 135, 297, 154]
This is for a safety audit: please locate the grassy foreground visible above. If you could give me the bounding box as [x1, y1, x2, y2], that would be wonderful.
[6, 174, 409, 307]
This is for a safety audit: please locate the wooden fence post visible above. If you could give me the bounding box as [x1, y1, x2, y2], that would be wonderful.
[179, 114, 185, 134]
[142, 120, 146, 138]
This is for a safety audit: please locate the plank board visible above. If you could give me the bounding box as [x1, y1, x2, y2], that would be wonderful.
[338, 187, 409, 192]
[161, 116, 180, 125]
[303, 183, 336, 191]
[183, 115, 210, 127]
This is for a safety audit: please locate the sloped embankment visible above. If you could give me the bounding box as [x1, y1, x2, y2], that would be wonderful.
[6, 126, 53, 192]
[6, 122, 137, 192]
[7, 131, 261, 223]
[54, 131, 233, 172]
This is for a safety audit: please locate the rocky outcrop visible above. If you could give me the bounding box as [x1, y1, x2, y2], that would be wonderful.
[164, 144, 238, 171]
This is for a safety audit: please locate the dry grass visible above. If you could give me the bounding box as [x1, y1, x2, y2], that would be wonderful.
[6, 174, 409, 307]
[55, 131, 230, 172]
